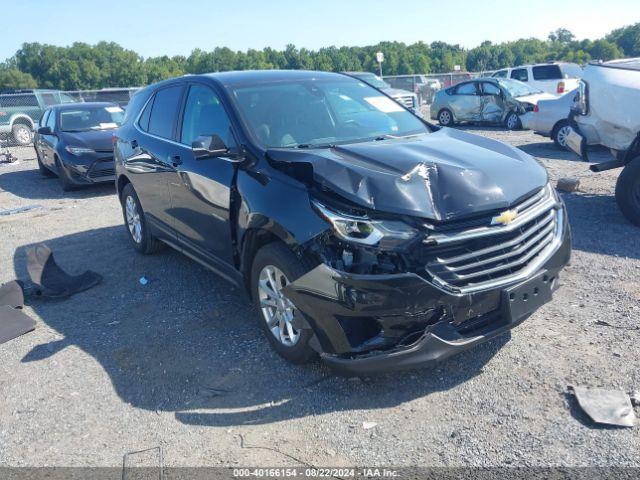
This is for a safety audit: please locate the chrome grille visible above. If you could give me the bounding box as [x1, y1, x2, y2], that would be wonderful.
[395, 95, 415, 108]
[423, 186, 563, 293]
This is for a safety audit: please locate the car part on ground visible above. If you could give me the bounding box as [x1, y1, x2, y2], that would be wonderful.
[571, 386, 636, 428]
[26, 244, 102, 298]
[0, 280, 25, 309]
[114, 70, 571, 372]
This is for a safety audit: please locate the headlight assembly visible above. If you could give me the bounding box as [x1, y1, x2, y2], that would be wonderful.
[65, 146, 94, 155]
[312, 200, 418, 248]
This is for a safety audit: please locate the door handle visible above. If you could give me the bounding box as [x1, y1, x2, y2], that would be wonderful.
[171, 155, 182, 167]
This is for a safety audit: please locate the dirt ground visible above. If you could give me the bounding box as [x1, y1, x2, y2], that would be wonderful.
[0, 127, 639, 470]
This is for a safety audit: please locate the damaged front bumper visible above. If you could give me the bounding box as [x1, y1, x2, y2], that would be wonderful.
[283, 217, 571, 375]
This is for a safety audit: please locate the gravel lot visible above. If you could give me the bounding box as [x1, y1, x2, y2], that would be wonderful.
[0, 127, 638, 470]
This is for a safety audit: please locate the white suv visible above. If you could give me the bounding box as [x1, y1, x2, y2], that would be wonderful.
[492, 62, 582, 96]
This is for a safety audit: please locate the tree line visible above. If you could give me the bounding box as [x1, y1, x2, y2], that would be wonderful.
[0, 24, 638, 91]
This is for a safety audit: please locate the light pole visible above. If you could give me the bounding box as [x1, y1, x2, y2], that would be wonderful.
[376, 51, 384, 77]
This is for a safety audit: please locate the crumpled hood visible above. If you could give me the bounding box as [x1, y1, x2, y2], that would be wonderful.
[267, 128, 548, 221]
[60, 129, 115, 151]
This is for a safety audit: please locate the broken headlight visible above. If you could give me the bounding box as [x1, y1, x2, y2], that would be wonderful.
[312, 200, 418, 248]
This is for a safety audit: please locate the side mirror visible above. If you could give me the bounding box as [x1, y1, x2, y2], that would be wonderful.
[37, 126, 52, 135]
[192, 134, 229, 159]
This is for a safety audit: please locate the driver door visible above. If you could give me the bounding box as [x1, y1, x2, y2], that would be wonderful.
[168, 83, 239, 273]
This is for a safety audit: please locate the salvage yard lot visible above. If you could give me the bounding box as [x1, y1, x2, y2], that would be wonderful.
[1, 127, 639, 468]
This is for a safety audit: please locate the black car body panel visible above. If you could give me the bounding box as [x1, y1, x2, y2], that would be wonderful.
[267, 127, 548, 220]
[114, 70, 571, 373]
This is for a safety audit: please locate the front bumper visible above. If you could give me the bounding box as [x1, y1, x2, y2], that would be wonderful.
[59, 151, 115, 184]
[284, 223, 571, 375]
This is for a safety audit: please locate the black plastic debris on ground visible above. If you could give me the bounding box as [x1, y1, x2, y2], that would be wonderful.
[0, 280, 24, 309]
[26, 244, 102, 298]
[0, 281, 35, 345]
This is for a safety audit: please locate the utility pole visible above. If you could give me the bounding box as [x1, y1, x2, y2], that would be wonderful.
[376, 52, 384, 77]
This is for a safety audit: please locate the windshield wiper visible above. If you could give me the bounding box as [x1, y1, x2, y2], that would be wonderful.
[295, 143, 335, 149]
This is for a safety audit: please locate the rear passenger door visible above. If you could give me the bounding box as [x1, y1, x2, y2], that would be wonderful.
[168, 83, 239, 273]
[450, 82, 481, 121]
[126, 84, 185, 238]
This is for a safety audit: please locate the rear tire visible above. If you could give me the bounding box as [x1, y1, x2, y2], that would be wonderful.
[615, 156, 640, 227]
[250, 242, 316, 364]
[12, 123, 33, 146]
[36, 150, 55, 177]
[120, 183, 164, 254]
[438, 109, 454, 127]
[552, 120, 571, 149]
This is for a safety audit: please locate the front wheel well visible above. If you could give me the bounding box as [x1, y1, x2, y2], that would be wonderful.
[240, 229, 282, 292]
[117, 175, 131, 198]
[12, 117, 33, 128]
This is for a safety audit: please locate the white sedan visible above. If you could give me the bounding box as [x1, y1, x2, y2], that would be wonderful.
[519, 89, 578, 149]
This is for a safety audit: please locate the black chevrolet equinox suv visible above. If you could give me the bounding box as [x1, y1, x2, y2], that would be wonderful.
[114, 70, 571, 374]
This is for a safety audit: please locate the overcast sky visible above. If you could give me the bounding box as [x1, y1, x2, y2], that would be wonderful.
[2, 0, 638, 61]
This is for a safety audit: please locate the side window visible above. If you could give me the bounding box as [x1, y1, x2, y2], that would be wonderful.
[180, 85, 235, 147]
[481, 82, 501, 96]
[40, 93, 58, 107]
[511, 68, 529, 82]
[455, 82, 478, 95]
[147, 85, 184, 139]
[493, 70, 508, 78]
[45, 109, 56, 130]
[138, 96, 154, 132]
[39, 110, 50, 127]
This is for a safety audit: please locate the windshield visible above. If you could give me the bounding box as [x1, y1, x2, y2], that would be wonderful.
[352, 73, 390, 89]
[231, 79, 428, 148]
[59, 105, 125, 132]
[496, 79, 543, 97]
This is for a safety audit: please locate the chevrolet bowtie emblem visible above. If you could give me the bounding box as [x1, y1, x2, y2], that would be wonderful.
[491, 209, 518, 226]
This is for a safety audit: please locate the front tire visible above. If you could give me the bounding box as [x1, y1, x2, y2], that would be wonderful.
[12, 123, 33, 146]
[250, 242, 316, 364]
[438, 109, 454, 127]
[120, 183, 164, 254]
[505, 112, 521, 130]
[55, 157, 77, 191]
[36, 150, 55, 177]
[615, 156, 640, 227]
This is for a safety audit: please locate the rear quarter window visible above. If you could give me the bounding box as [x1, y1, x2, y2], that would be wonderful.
[532, 65, 562, 80]
[146, 85, 184, 139]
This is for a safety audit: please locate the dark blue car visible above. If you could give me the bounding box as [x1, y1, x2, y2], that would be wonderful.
[34, 102, 124, 191]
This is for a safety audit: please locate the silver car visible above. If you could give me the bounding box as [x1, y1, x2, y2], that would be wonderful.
[430, 78, 555, 129]
[519, 89, 578, 149]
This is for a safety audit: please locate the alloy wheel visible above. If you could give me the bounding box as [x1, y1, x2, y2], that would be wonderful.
[556, 125, 571, 147]
[439, 110, 451, 125]
[125, 195, 142, 244]
[507, 113, 518, 130]
[14, 126, 32, 145]
[258, 265, 300, 347]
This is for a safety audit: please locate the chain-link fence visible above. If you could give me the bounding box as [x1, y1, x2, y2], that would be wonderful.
[0, 88, 141, 165]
